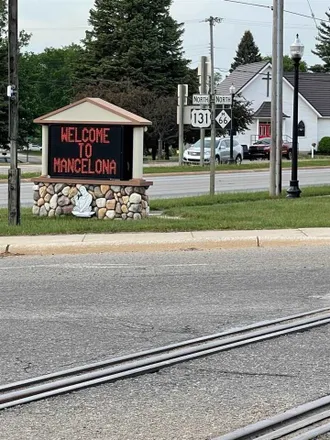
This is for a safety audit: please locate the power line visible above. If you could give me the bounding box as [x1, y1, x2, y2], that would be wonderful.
[305, 0, 318, 29]
[223, 0, 328, 23]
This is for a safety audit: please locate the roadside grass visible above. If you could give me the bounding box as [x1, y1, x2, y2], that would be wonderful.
[1, 185, 330, 236]
[0, 172, 41, 180]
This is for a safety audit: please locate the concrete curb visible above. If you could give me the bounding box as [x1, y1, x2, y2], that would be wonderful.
[1, 231, 330, 256]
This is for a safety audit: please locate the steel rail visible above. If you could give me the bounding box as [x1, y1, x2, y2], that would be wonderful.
[1, 307, 329, 393]
[1, 314, 330, 410]
[212, 395, 330, 440]
[290, 421, 330, 440]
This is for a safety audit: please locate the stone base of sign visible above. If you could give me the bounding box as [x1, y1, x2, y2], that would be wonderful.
[32, 177, 153, 220]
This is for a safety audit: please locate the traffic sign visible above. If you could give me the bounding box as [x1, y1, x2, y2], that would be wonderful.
[215, 95, 232, 105]
[191, 109, 211, 128]
[215, 110, 231, 128]
[192, 94, 210, 105]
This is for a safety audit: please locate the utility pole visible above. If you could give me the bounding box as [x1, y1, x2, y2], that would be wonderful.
[199, 56, 208, 166]
[205, 16, 221, 196]
[178, 84, 185, 166]
[276, 0, 283, 195]
[8, 0, 20, 225]
[269, 0, 278, 197]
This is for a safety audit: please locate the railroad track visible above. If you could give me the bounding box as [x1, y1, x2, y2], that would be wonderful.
[1, 307, 330, 410]
[212, 394, 330, 440]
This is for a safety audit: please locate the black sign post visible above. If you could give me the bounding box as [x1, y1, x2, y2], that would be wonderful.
[48, 124, 133, 180]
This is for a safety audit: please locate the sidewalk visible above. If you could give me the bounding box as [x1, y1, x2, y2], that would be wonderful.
[1, 228, 330, 256]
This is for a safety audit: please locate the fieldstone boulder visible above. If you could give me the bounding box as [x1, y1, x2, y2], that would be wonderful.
[129, 203, 142, 213]
[39, 186, 47, 198]
[106, 210, 116, 220]
[98, 208, 107, 219]
[129, 193, 142, 204]
[55, 183, 65, 193]
[39, 205, 48, 217]
[58, 196, 70, 207]
[49, 194, 58, 210]
[32, 205, 40, 215]
[94, 186, 103, 198]
[101, 185, 110, 195]
[106, 199, 116, 210]
[62, 186, 70, 196]
[125, 186, 133, 196]
[96, 198, 106, 208]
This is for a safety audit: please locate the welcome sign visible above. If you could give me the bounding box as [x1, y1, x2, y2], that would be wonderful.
[48, 124, 124, 179]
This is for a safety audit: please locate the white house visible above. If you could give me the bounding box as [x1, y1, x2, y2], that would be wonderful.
[217, 60, 330, 152]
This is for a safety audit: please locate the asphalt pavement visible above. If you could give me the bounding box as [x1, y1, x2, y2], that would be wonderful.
[1, 247, 330, 439]
[0, 167, 330, 207]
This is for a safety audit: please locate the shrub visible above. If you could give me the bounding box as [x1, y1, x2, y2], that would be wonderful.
[318, 137, 330, 155]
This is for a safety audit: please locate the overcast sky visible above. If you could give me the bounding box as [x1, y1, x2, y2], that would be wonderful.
[21, 0, 326, 75]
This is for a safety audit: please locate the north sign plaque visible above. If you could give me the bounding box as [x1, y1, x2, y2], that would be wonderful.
[48, 124, 133, 180]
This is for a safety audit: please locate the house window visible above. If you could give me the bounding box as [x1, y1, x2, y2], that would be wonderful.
[298, 121, 305, 137]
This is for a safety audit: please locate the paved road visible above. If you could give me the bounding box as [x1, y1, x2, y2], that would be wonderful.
[0, 167, 330, 206]
[1, 247, 330, 439]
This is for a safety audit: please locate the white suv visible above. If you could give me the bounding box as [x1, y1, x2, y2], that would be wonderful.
[183, 137, 243, 165]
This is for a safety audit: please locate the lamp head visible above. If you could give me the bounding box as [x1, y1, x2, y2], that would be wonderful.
[229, 84, 236, 95]
[290, 34, 304, 60]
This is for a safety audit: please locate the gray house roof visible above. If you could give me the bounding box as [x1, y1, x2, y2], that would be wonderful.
[216, 61, 269, 95]
[284, 73, 330, 117]
[254, 101, 290, 118]
[218, 62, 330, 117]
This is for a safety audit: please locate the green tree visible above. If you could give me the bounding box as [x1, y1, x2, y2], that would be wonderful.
[20, 45, 84, 117]
[232, 97, 254, 133]
[262, 55, 308, 72]
[82, 0, 194, 95]
[230, 30, 262, 73]
[312, 8, 330, 72]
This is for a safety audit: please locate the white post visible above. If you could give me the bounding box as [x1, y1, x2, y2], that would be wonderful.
[41, 125, 49, 176]
[256, 119, 260, 140]
[133, 126, 144, 179]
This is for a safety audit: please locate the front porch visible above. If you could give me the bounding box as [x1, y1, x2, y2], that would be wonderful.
[251, 101, 291, 144]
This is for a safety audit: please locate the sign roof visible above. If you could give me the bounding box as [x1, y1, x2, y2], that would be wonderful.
[34, 97, 152, 126]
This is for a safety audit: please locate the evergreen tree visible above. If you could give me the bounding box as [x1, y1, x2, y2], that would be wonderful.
[82, 0, 193, 95]
[230, 30, 262, 72]
[312, 8, 330, 71]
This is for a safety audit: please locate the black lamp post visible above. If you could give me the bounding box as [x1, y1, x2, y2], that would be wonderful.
[229, 84, 236, 164]
[287, 34, 304, 198]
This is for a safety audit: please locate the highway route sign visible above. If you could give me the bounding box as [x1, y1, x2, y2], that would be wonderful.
[215, 95, 232, 105]
[215, 110, 231, 128]
[192, 94, 210, 105]
[191, 109, 211, 128]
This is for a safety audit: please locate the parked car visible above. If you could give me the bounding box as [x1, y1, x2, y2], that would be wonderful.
[249, 137, 292, 160]
[0, 156, 23, 163]
[22, 144, 42, 152]
[183, 137, 243, 165]
[242, 144, 250, 160]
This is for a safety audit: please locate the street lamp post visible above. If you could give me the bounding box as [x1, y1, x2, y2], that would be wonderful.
[229, 84, 236, 164]
[287, 34, 304, 198]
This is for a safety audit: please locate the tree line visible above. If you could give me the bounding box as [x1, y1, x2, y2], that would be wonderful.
[1, 0, 330, 153]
